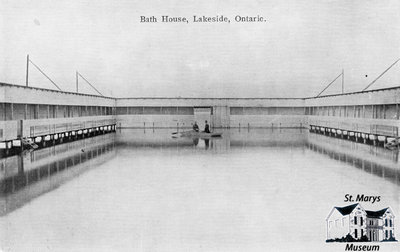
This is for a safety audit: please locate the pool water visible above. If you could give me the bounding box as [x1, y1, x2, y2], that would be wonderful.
[0, 129, 399, 251]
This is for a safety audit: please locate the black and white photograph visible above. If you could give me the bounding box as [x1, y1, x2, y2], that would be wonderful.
[0, 0, 399, 251]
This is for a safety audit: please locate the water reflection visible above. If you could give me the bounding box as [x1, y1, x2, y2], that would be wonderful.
[307, 133, 400, 186]
[116, 128, 308, 152]
[115, 129, 400, 187]
[1, 128, 399, 218]
[0, 133, 116, 216]
[115, 129, 231, 152]
[229, 128, 307, 148]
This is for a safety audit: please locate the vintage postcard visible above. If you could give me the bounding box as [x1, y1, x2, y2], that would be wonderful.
[0, 0, 399, 251]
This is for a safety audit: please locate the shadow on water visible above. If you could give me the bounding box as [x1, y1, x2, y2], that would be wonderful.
[0, 133, 116, 216]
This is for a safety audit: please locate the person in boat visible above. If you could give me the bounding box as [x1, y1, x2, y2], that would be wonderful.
[204, 120, 210, 133]
[193, 121, 199, 132]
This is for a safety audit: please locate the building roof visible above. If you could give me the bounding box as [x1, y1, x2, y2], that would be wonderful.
[335, 203, 359, 215]
[366, 208, 389, 218]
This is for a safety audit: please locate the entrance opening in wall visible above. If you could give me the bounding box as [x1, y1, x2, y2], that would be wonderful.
[194, 107, 211, 131]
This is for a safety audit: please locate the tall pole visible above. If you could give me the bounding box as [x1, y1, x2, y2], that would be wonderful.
[341, 69, 344, 94]
[26, 54, 29, 87]
[76, 71, 78, 93]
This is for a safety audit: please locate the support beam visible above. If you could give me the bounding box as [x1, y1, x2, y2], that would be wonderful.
[10, 103, 14, 121]
[76, 72, 104, 96]
[316, 72, 343, 97]
[363, 58, 400, 91]
[24, 104, 27, 120]
[28, 58, 62, 91]
[341, 69, 344, 94]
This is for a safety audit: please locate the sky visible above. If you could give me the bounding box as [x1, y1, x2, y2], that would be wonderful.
[1, 0, 400, 98]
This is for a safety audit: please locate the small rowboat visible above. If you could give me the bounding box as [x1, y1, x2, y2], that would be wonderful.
[172, 130, 222, 138]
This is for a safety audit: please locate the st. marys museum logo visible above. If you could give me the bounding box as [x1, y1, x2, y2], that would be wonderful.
[326, 203, 397, 243]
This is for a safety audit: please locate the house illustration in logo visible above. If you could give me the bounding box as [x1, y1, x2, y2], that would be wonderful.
[326, 203, 396, 242]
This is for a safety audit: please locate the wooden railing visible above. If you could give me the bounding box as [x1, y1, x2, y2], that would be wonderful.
[308, 116, 399, 137]
[0, 116, 116, 142]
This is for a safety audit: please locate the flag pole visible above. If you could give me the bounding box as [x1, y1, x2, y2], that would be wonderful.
[26, 54, 29, 87]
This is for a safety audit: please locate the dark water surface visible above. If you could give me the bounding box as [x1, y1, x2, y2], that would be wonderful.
[1, 129, 399, 251]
